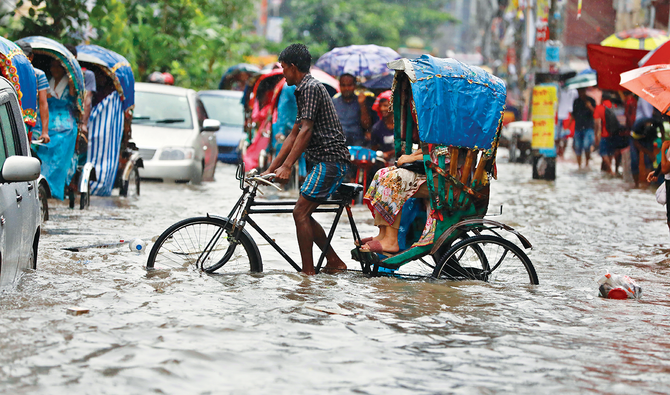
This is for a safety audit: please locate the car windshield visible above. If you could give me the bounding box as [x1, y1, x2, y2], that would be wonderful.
[199, 94, 244, 127]
[132, 91, 193, 129]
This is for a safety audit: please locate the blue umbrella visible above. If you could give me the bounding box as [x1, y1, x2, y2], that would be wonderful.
[362, 73, 394, 89]
[315, 45, 401, 79]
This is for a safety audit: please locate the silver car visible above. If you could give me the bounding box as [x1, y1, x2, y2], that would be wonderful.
[132, 83, 220, 183]
[0, 77, 42, 286]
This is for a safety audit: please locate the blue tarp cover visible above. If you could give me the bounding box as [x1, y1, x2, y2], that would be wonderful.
[77, 44, 135, 111]
[408, 55, 506, 150]
[0, 37, 37, 125]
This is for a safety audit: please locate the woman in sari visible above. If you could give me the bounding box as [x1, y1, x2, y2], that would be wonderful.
[33, 59, 79, 200]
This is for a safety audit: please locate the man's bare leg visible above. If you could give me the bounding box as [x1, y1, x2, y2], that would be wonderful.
[293, 196, 346, 275]
[309, 216, 347, 273]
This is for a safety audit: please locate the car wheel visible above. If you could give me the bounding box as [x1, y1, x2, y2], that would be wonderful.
[30, 231, 39, 270]
[38, 183, 49, 222]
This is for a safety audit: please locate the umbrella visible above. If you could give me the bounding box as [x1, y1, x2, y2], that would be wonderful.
[638, 39, 670, 66]
[315, 44, 400, 79]
[587, 44, 648, 90]
[620, 64, 670, 114]
[564, 73, 597, 89]
[601, 27, 670, 50]
[310, 67, 339, 96]
[222, 63, 261, 78]
[362, 73, 394, 90]
[219, 63, 261, 90]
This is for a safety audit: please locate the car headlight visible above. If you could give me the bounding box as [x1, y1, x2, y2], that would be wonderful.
[159, 147, 195, 160]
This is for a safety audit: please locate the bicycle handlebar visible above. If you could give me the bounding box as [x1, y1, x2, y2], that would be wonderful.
[244, 171, 282, 191]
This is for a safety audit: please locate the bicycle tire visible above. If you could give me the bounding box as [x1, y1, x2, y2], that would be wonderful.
[146, 216, 262, 274]
[432, 235, 538, 285]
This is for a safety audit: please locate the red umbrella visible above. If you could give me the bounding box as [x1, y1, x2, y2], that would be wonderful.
[639, 40, 670, 66]
[587, 44, 649, 90]
[310, 67, 340, 93]
[620, 64, 670, 114]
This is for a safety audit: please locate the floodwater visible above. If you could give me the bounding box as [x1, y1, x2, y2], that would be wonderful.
[1, 152, 670, 394]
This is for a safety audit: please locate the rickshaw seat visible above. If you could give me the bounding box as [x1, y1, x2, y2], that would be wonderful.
[329, 183, 364, 203]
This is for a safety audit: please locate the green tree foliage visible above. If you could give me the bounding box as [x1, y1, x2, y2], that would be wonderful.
[280, 0, 454, 57]
[0, 0, 90, 39]
[90, 0, 258, 89]
[1, 0, 258, 89]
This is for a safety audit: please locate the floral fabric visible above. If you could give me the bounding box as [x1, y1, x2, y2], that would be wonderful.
[363, 166, 426, 225]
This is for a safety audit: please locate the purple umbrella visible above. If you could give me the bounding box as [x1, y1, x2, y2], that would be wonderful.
[315, 45, 401, 79]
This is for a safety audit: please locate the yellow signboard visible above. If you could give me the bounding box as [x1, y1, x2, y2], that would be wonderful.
[531, 85, 558, 149]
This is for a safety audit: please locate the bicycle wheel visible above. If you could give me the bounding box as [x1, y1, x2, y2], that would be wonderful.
[146, 216, 262, 274]
[432, 235, 538, 284]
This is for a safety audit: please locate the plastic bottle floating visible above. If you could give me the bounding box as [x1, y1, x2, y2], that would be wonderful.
[129, 238, 147, 254]
[597, 272, 642, 299]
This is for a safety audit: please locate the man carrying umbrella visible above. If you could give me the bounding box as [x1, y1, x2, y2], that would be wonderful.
[332, 73, 372, 146]
[263, 43, 350, 275]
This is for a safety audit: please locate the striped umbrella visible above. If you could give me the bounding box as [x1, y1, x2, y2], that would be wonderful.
[601, 27, 670, 50]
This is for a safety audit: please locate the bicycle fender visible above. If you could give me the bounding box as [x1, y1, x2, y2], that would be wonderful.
[430, 218, 532, 255]
[79, 163, 97, 193]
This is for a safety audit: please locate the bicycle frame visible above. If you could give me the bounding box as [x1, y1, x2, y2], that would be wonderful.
[217, 174, 364, 275]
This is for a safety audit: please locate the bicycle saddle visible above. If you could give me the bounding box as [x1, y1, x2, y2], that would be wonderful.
[329, 183, 364, 202]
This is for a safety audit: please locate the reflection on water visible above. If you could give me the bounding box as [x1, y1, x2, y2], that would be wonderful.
[1, 155, 670, 394]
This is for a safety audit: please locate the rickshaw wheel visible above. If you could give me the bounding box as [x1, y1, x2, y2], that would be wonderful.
[146, 216, 262, 274]
[120, 167, 140, 197]
[80, 179, 92, 210]
[432, 235, 538, 285]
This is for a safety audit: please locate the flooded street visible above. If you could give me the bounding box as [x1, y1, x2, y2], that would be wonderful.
[2, 153, 670, 394]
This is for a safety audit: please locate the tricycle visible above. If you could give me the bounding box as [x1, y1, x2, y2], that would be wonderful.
[76, 44, 141, 198]
[22, 36, 94, 210]
[146, 55, 538, 285]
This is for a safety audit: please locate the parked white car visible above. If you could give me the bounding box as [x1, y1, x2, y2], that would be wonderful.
[132, 82, 220, 183]
[0, 77, 42, 286]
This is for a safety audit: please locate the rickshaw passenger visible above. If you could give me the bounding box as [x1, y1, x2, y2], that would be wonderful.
[34, 59, 79, 200]
[360, 149, 434, 254]
[263, 43, 351, 276]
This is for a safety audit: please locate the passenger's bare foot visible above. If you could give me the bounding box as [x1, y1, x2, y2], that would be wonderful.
[301, 265, 316, 275]
[360, 238, 399, 254]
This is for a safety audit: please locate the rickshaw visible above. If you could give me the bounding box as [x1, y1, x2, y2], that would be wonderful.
[147, 55, 538, 285]
[22, 36, 94, 210]
[242, 68, 285, 170]
[0, 37, 50, 220]
[76, 44, 141, 198]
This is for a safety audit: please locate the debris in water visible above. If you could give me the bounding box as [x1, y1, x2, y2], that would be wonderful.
[66, 307, 90, 316]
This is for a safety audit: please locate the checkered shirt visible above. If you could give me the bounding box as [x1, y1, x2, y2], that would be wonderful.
[295, 74, 350, 164]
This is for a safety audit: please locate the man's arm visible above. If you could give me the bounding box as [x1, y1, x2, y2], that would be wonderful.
[37, 89, 49, 143]
[358, 92, 372, 131]
[273, 119, 314, 183]
[594, 118, 602, 144]
[264, 121, 300, 174]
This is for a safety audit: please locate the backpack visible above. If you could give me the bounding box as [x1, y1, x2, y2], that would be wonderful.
[604, 106, 628, 149]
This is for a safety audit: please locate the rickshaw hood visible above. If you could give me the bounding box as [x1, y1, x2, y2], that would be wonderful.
[389, 55, 506, 151]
